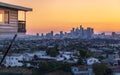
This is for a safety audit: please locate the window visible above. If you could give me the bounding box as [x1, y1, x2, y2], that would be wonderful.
[0, 10, 9, 24]
[0, 10, 4, 23]
[4, 11, 9, 24]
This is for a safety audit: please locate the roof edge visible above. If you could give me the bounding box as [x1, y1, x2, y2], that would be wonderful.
[0, 2, 32, 11]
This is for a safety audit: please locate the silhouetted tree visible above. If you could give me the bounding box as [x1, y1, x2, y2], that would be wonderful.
[92, 63, 112, 75]
[77, 57, 83, 65]
[46, 45, 59, 57]
[33, 55, 38, 59]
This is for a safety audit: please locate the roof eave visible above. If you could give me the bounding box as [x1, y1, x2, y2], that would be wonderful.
[18, 8, 33, 12]
[0, 2, 32, 12]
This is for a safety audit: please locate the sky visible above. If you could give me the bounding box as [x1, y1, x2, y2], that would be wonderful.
[0, 0, 120, 35]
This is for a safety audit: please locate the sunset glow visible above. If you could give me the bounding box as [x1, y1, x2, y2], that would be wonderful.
[0, 0, 120, 34]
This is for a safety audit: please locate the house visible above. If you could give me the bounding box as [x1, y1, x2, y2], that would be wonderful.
[71, 66, 94, 75]
[112, 66, 120, 75]
[3, 54, 24, 67]
[0, 2, 32, 34]
[20, 56, 57, 68]
[87, 57, 100, 65]
[102, 58, 118, 66]
[25, 51, 46, 58]
[108, 52, 120, 60]
[102, 58, 120, 75]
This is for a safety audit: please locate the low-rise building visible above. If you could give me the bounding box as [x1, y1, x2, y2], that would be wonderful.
[71, 66, 94, 75]
[3, 54, 24, 67]
[87, 57, 100, 65]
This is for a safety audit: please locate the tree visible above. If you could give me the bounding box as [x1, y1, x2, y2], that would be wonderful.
[106, 68, 112, 75]
[36, 61, 62, 74]
[46, 45, 59, 57]
[92, 63, 112, 75]
[79, 49, 87, 58]
[97, 56, 105, 61]
[77, 57, 83, 65]
[33, 55, 38, 59]
[39, 62, 50, 71]
[118, 60, 120, 65]
[79, 49, 94, 59]
[62, 62, 71, 72]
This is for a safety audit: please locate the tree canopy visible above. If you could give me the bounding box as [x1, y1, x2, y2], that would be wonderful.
[92, 63, 112, 75]
[46, 45, 59, 57]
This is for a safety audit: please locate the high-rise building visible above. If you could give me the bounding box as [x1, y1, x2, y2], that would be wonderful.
[79, 25, 84, 37]
[44, 25, 94, 39]
[112, 32, 117, 38]
[41, 33, 44, 37]
[75, 27, 79, 36]
[86, 27, 94, 38]
[60, 31, 64, 38]
[71, 28, 75, 36]
[50, 31, 54, 37]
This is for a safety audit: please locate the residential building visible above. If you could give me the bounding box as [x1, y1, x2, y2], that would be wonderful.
[0, 2, 32, 34]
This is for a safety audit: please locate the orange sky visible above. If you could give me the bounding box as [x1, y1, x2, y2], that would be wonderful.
[0, 0, 120, 35]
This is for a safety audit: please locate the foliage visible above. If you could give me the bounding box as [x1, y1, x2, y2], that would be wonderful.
[46, 45, 59, 57]
[33, 55, 38, 59]
[118, 60, 120, 65]
[0, 73, 23, 75]
[61, 62, 71, 72]
[79, 49, 87, 58]
[92, 63, 112, 75]
[32, 61, 72, 75]
[39, 62, 50, 71]
[77, 57, 83, 65]
[79, 49, 94, 59]
[97, 56, 105, 61]
[39, 62, 62, 72]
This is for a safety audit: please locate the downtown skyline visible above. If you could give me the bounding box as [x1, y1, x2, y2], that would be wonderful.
[0, 0, 120, 35]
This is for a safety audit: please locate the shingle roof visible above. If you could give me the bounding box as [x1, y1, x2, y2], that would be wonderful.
[0, 2, 32, 11]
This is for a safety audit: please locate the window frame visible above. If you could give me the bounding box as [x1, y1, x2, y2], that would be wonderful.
[0, 10, 10, 24]
[4, 10, 10, 24]
[0, 10, 4, 23]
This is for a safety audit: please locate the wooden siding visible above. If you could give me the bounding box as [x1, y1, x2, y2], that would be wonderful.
[0, 7, 18, 34]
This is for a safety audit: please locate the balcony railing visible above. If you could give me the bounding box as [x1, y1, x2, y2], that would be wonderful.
[18, 20, 26, 33]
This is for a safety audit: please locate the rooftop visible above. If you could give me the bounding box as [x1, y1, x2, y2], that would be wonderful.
[0, 2, 32, 11]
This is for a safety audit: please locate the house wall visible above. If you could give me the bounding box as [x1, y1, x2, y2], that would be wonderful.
[0, 7, 18, 34]
[4, 55, 23, 67]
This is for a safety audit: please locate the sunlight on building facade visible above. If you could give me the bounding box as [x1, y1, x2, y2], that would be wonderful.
[0, 10, 4, 23]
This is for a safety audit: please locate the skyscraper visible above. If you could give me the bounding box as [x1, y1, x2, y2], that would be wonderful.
[60, 31, 64, 38]
[79, 25, 84, 37]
